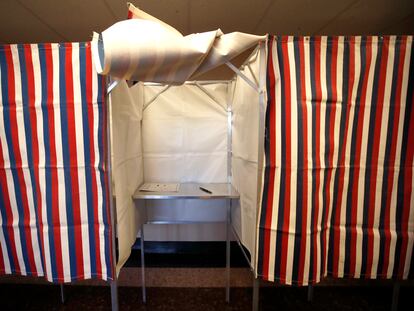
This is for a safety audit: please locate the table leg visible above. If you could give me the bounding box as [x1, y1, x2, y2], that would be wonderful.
[252, 277, 260, 311]
[110, 280, 119, 311]
[140, 225, 147, 304]
[226, 200, 231, 302]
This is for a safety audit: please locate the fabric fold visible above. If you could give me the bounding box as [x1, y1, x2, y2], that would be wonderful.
[92, 3, 266, 84]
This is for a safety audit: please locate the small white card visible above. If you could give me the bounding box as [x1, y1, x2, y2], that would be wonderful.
[139, 183, 180, 192]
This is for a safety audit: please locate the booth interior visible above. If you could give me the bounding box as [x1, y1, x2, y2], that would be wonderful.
[109, 44, 267, 270]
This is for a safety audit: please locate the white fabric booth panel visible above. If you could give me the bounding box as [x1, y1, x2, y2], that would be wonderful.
[109, 45, 267, 271]
[141, 83, 229, 241]
[142, 83, 228, 182]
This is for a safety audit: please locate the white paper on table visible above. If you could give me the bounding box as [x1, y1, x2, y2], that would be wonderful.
[139, 183, 180, 192]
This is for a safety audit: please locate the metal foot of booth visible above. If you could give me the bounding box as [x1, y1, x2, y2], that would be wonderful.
[391, 281, 400, 311]
[60, 284, 66, 304]
[307, 285, 314, 302]
[252, 277, 260, 311]
[110, 281, 119, 311]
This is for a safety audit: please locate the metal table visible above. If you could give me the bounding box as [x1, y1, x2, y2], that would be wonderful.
[133, 182, 240, 303]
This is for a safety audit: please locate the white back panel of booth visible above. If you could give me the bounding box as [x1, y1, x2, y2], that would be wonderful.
[142, 83, 229, 241]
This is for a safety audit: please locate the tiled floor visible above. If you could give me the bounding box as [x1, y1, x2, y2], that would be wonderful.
[0, 284, 411, 311]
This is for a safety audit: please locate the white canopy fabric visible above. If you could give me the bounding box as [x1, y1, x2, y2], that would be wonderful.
[92, 3, 266, 84]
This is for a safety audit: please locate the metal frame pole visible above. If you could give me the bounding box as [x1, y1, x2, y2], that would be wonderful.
[391, 281, 400, 311]
[226, 78, 233, 304]
[106, 79, 119, 311]
[255, 39, 267, 266]
[252, 39, 267, 311]
[226, 61, 260, 92]
[140, 225, 147, 303]
[60, 284, 66, 304]
[143, 85, 171, 111]
[252, 277, 260, 311]
[307, 285, 314, 302]
[195, 81, 227, 112]
[226, 199, 231, 303]
[110, 281, 118, 311]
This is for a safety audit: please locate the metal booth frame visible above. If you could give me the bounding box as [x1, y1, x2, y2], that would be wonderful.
[105, 40, 268, 311]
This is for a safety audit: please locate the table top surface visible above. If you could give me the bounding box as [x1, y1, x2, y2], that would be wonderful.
[133, 183, 240, 200]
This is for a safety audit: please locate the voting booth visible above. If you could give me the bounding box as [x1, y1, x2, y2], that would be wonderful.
[93, 3, 268, 273]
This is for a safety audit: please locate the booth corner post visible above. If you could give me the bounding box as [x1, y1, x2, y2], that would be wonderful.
[391, 281, 401, 311]
[140, 224, 146, 304]
[307, 285, 314, 302]
[60, 284, 66, 304]
[106, 77, 119, 311]
[251, 38, 268, 311]
[226, 75, 233, 304]
[226, 198, 232, 303]
[252, 277, 260, 311]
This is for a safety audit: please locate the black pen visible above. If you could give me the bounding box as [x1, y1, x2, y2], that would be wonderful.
[199, 186, 212, 194]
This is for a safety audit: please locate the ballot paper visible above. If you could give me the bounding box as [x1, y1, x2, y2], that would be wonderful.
[139, 183, 180, 192]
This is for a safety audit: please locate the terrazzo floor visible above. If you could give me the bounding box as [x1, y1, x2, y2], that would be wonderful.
[0, 283, 412, 311]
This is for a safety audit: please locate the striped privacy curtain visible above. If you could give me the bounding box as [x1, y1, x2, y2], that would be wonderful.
[257, 36, 414, 285]
[0, 42, 114, 282]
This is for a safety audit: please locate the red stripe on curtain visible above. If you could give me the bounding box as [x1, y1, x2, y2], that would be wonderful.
[257, 36, 414, 285]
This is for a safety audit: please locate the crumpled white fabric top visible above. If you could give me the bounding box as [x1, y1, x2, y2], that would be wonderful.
[92, 3, 266, 84]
